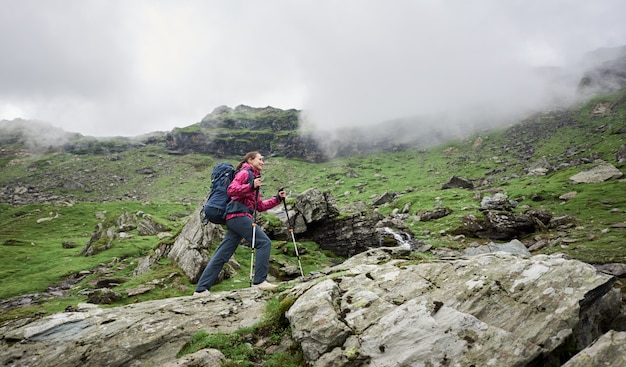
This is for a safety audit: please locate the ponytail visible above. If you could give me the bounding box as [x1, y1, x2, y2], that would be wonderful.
[235, 151, 260, 170]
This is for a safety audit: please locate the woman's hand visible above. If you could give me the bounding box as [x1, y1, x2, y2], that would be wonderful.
[253, 177, 263, 189]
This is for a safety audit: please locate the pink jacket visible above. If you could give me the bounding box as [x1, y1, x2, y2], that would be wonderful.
[225, 162, 281, 220]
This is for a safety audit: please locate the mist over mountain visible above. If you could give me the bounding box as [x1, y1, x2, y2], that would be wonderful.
[0, 119, 77, 151]
[304, 45, 626, 152]
[2, 45, 626, 160]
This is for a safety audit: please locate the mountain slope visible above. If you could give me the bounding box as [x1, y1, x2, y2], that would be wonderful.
[0, 87, 625, 325]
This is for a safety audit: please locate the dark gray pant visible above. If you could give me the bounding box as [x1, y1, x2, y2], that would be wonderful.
[195, 215, 271, 292]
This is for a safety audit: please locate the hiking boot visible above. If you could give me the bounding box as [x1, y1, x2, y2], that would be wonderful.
[253, 281, 278, 291]
[193, 290, 210, 297]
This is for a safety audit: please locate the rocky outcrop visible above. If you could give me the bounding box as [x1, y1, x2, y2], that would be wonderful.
[457, 210, 545, 241]
[134, 207, 225, 283]
[2, 248, 620, 366]
[200, 105, 300, 131]
[450, 191, 586, 242]
[0, 289, 267, 367]
[144, 188, 388, 279]
[307, 211, 385, 257]
[165, 128, 328, 162]
[136, 188, 415, 281]
[286, 248, 622, 366]
[80, 211, 170, 257]
[578, 50, 626, 94]
[294, 188, 340, 224]
[291, 188, 417, 257]
[165, 105, 328, 162]
[562, 330, 626, 367]
[165, 207, 225, 282]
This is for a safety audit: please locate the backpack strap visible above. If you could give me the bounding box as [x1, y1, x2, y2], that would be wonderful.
[246, 168, 255, 187]
[233, 168, 255, 188]
[224, 168, 257, 216]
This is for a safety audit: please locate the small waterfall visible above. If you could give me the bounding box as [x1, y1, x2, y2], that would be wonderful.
[380, 227, 413, 250]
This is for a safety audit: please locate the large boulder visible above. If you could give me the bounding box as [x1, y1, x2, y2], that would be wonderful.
[286, 248, 621, 366]
[294, 187, 340, 224]
[0, 248, 622, 367]
[463, 239, 532, 257]
[562, 330, 626, 367]
[308, 211, 384, 257]
[0, 289, 267, 367]
[166, 207, 225, 282]
[455, 209, 552, 241]
[134, 206, 225, 283]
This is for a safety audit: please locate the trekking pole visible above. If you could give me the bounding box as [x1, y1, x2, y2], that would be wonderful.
[282, 198, 304, 279]
[249, 185, 259, 287]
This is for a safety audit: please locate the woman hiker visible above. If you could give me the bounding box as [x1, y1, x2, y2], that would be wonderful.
[194, 151, 286, 295]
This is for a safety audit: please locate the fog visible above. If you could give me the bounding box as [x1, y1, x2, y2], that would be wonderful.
[0, 0, 625, 140]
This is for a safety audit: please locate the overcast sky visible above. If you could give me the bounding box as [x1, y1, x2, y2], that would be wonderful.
[1, 0, 625, 137]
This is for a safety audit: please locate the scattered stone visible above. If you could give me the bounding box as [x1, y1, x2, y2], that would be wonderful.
[372, 191, 396, 206]
[528, 157, 552, 176]
[528, 239, 548, 252]
[63, 181, 84, 190]
[591, 102, 612, 116]
[87, 288, 122, 304]
[480, 193, 516, 211]
[95, 278, 126, 289]
[559, 191, 578, 200]
[62, 241, 76, 249]
[441, 176, 474, 190]
[549, 216, 578, 231]
[416, 207, 452, 221]
[531, 193, 545, 201]
[136, 167, 156, 175]
[617, 144, 626, 163]
[594, 263, 626, 277]
[456, 210, 546, 241]
[569, 160, 623, 183]
[157, 232, 173, 240]
[126, 285, 156, 296]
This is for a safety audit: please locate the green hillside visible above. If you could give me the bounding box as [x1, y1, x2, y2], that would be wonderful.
[1, 89, 625, 323]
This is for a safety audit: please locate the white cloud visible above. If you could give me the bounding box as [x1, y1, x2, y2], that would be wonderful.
[0, 0, 625, 138]
[0, 103, 24, 120]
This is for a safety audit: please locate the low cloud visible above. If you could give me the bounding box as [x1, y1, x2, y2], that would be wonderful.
[0, 1, 624, 141]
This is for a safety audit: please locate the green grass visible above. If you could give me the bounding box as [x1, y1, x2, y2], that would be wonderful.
[1, 88, 626, 327]
[177, 295, 304, 366]
[0, 197, 339, 323]
[0, 201, 191, 300]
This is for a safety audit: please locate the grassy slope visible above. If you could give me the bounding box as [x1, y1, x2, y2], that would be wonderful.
[1, 90, 625, 323]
